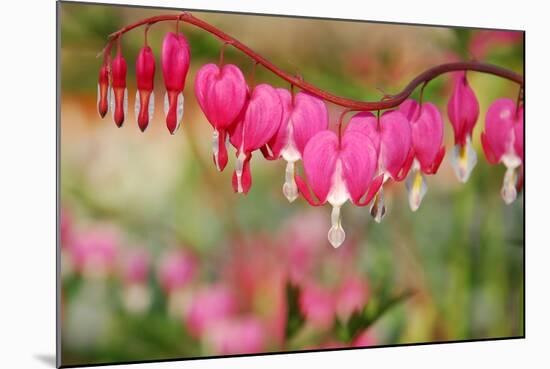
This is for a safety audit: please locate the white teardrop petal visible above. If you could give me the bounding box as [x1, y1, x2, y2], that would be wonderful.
[163, 92, 169, 116]
[148, 91, 155, 119]
[122, 88, 128, 125]
[282, 161, 298, 203]
[406, 169, 428, 212]
[110, 87, 115, 121]
[134, 90, 141, 125]
[501, 166, 518, 205]
[174, 92, 184, 132]
[328, 205, 345, 248]
[212, 129, 220, 171]
[450, 139, 477, 183]
[235, 150, 246, 194]
[370, 188, 386, 223]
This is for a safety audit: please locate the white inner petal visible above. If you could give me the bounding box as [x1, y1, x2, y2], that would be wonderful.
[148, 91, 155, 119]
[163, 92, 169, 116]
[109, 87, 115, 121]
[406, 165, 428, 212]
[281, 119, 301, 162]
[134, 90, 141, 125]
[212, 129, 220, 171]
[328, 205, 346, 248]
[282, 161, 298, 202]
[326, 160, 350, 207]
[501, 166, 518, 205]
[123, 88, 128, 123]
[370, 187, 386, 223]
[175, 92, 184, 131]
[450, 136, 477, 183]
[235, 148, 246, 193]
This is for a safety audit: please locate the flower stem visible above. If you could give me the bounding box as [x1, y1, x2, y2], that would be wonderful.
[103, 12, 524, 111]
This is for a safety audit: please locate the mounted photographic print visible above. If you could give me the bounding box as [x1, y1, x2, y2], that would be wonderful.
[57, 1, 525, 367]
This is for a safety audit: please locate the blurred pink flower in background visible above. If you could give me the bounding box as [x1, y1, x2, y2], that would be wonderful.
[352, 329, 377, 347]
[299, 282, 336, 330]
[222, 237, 287, 345]
[469, 31, 522, 60]
[60, 209, 74, 248]
[202, 316, 266, 355]
[184, 284, 238, 338]
[280, 211, 328, 285]
[69, 228, 119, 279]
[157, 248, 196, 294]
[120, 248, 150, 285]
[119, 248, 152, 314]
[336, 276, 369, 320]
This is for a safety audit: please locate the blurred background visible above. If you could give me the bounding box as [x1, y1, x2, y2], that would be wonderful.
[59, 2, 524, 366]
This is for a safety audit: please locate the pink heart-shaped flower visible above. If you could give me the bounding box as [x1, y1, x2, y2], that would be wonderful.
[481, 98, 522, 164]
[229, 84, 283, 194]
[297, 128, 381, 247]
[195, 63, 248, 131]
[347, 110, 412, 180]
[268, 91, 329, 160]
[195, 63, 248, 171]
[399, 99, 445, 174]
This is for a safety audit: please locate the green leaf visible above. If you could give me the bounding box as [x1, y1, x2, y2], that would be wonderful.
[285, 283, 306, 340]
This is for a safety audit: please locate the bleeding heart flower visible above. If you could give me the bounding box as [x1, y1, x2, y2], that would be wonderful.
[481, 98, 524, 204]
[110, 53, 128, 127]
[295, 128, 382, 248]
[265, 90, 329, 202]
[229, 84, 283, 194]
[447, 71, 480, 182]
[399, 99, 445, 211]
[97, 63, 110, 118]
[346, 110, 412, 222]
[135, 46, 156, 132]
[161, 32, 191, 134]
[195, 63, 248, 171]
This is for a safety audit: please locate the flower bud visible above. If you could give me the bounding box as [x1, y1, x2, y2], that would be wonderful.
[110, 53, 128, 127]
[135, 46, 156, 132]
[161, 32, 191, 134]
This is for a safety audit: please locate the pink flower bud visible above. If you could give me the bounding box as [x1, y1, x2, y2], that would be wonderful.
[97, 64, 110, 118]
[295, 127, 382, 247]
[157, 248, 196, 294]
[184, 285, 238, 338]
[399, 99, 445, 211]
[195, 63, 248, 171]
[267, 90, 329, 202]
[481, 98, 523, 204]
[447, 72, 480, 182]
[135, 46, 156, 132]
[161, 32, 191, 134]
[110, 54, 128, 127]
[229, 84, 283, 194]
